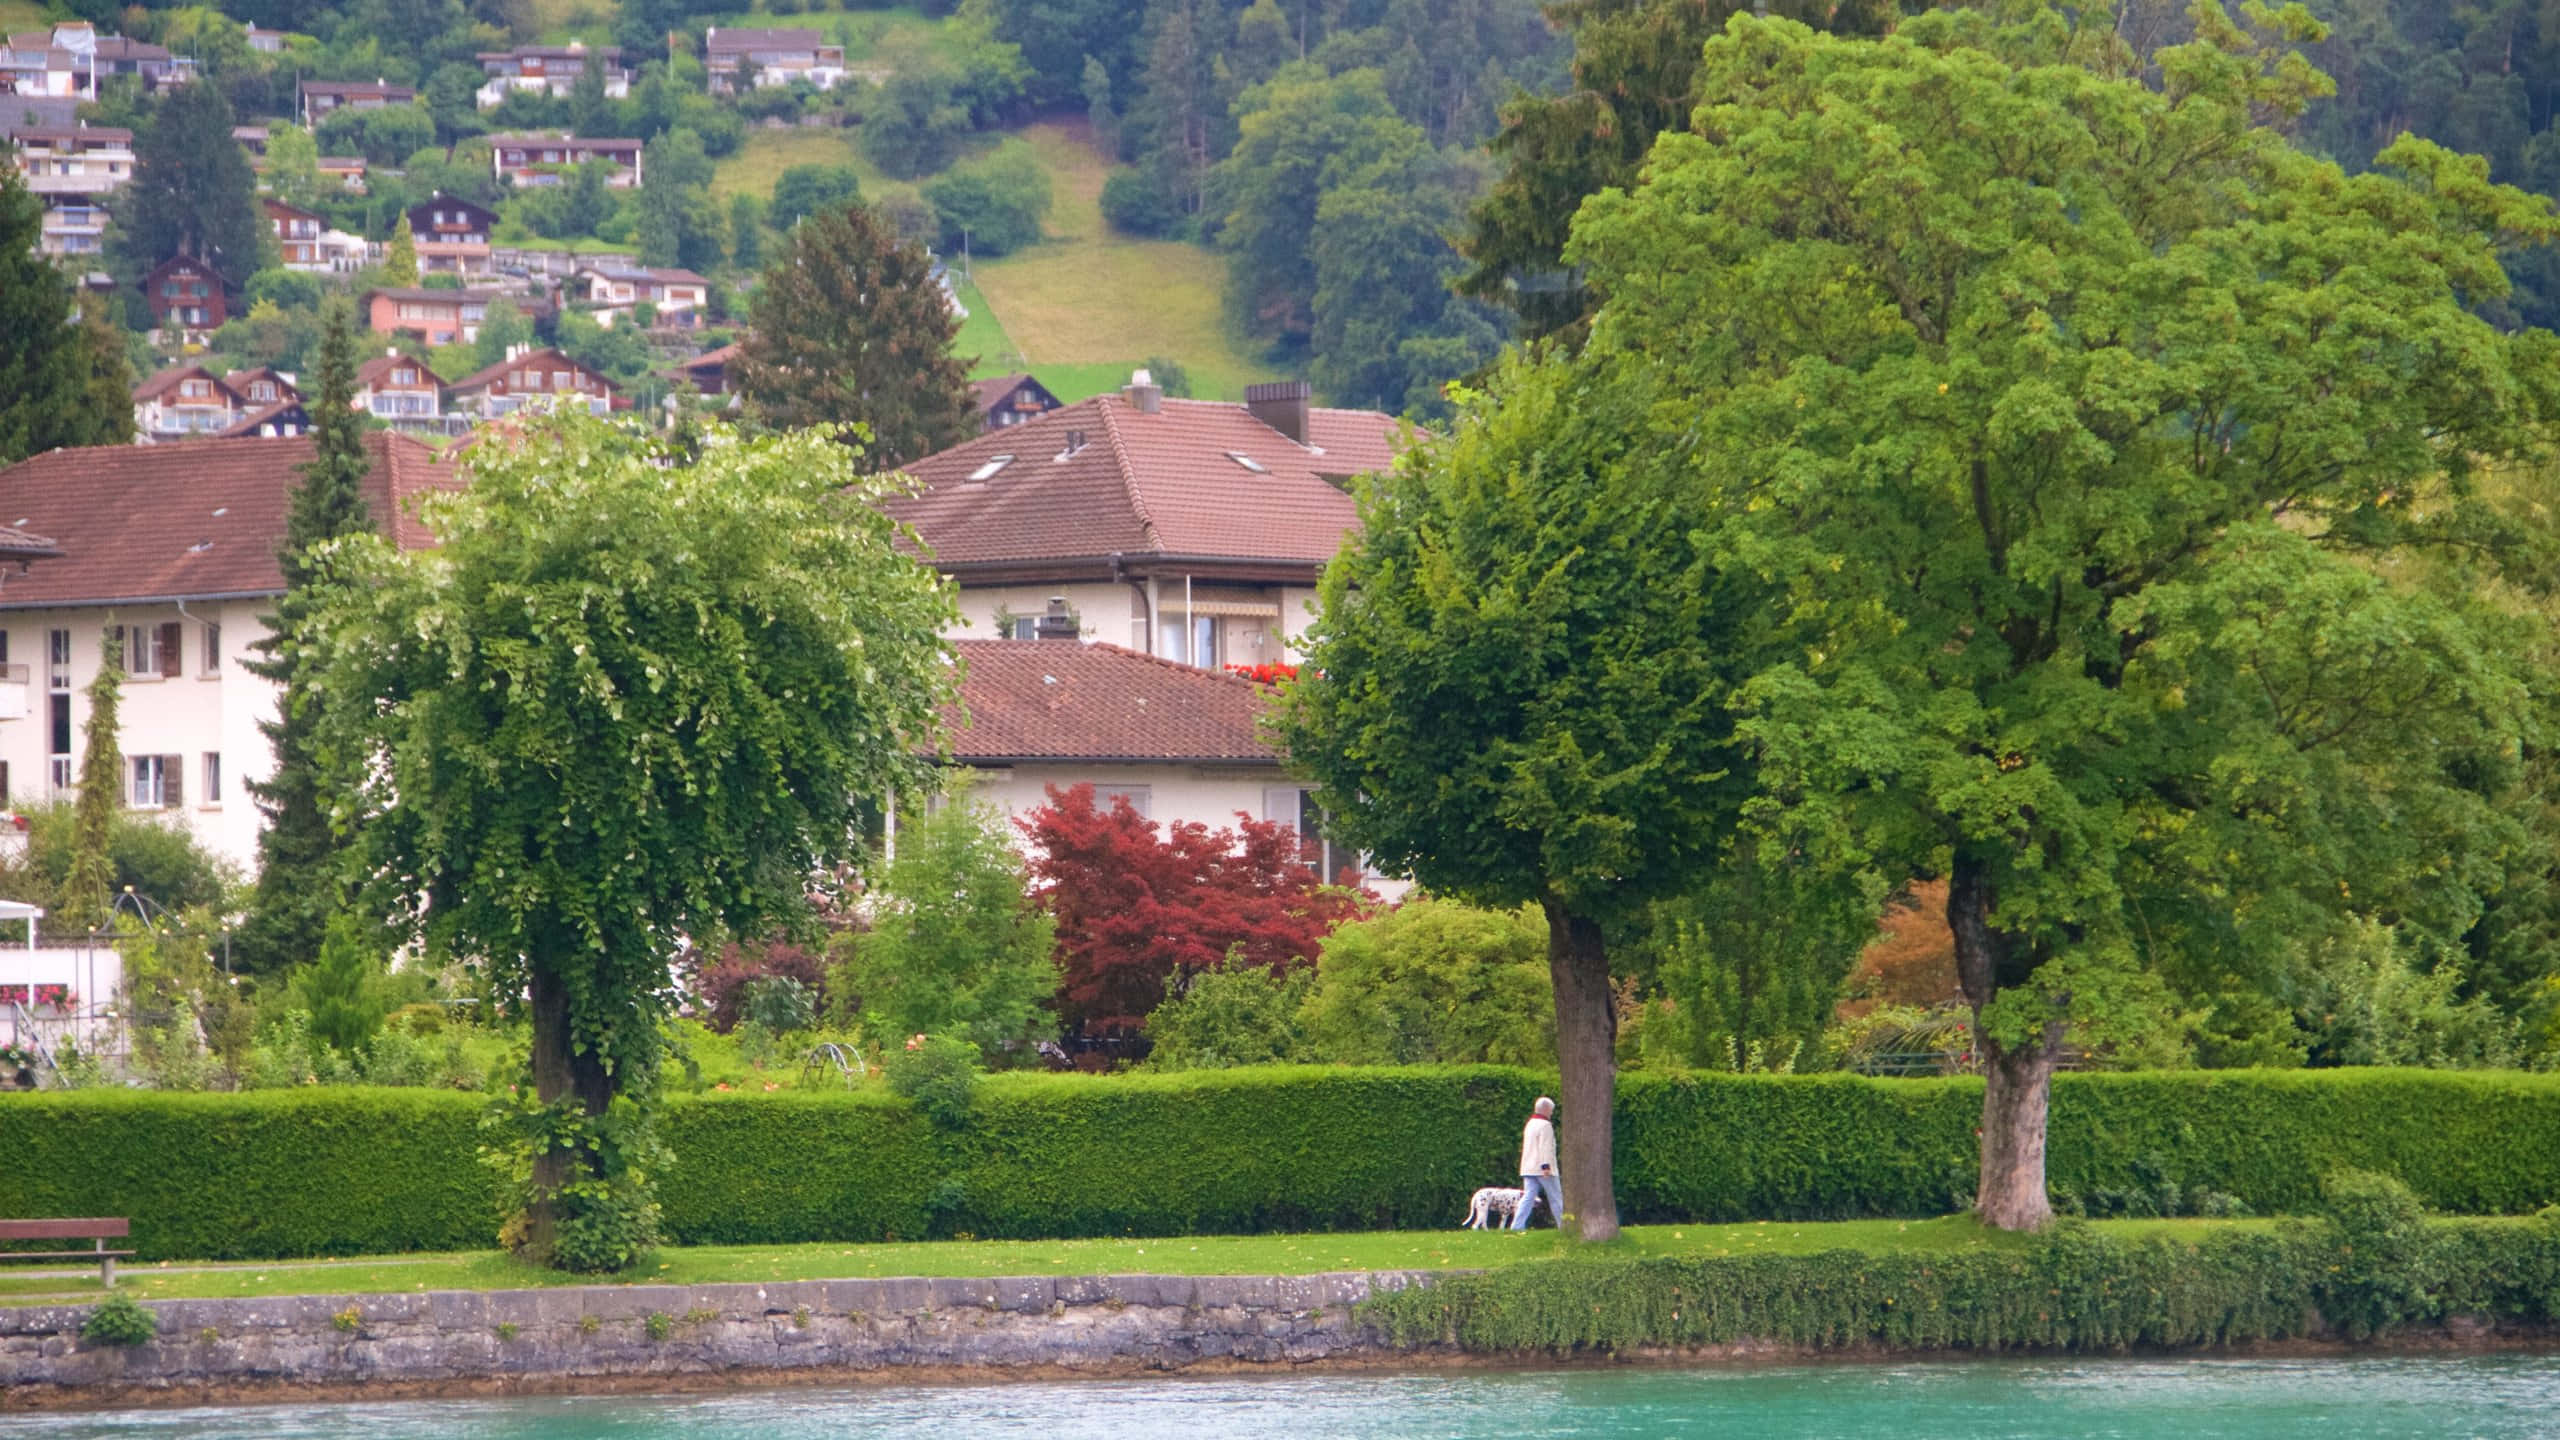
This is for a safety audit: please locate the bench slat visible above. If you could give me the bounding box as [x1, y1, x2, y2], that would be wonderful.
[0, 1219, 128, 1241]
[0, 1250, 135, 1261]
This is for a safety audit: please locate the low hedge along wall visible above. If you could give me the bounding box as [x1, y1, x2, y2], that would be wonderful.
[1362, 1211, 2560, 1354]
[3, 1068, 2557, 1261]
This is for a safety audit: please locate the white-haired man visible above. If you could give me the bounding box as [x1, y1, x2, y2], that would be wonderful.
[1511, 1096, 1560, 1232]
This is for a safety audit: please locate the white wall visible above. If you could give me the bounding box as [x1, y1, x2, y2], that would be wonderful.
[0, 601, 279, 873]
[0, 943, 124, 1055]
[949, 582, 1325, 664]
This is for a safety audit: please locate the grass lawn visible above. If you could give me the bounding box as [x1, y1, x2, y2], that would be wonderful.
[965, 120, 1263, 401]
[709, 127, 881, 206]
[0, 1216, 2276, 1307]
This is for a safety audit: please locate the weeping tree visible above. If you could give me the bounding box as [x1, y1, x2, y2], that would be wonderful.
[1566, 8, 2559, 1226]
[1275, 352, 1770, 1242]
[303, 417, 956, 1269]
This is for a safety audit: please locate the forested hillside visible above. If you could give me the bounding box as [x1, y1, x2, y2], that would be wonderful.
[25, 0, 2560, 411]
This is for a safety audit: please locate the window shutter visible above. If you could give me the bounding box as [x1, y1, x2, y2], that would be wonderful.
[157, 622, 181, 678]
[163, 755, 182, 809]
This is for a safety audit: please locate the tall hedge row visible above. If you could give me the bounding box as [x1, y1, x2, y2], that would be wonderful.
[4, 1068, 2558, 1261]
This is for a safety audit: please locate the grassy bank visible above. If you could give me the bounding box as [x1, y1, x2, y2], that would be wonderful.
[1368, 1210, 2560, 1355]
[2, 1216, 2226, 1306]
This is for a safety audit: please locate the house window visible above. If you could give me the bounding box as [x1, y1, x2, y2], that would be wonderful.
[1006, 616, 1036, 640]
[1094, 784, 1152, 818]
[1266, 785, 1364, 883]
[250, 382, 274, 401]
[130, 754, 181, 808]
[120, 622, 178, 678]
[1157, 613, 1218, 667]
[200, 621, 220, 675]
[393, 367, 416, 384]
[201, 751, 221, 804]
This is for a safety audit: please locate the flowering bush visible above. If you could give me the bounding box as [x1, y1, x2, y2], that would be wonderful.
[0, 984, 75, 1010]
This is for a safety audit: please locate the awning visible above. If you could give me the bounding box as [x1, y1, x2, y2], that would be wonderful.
[1177, 598, 1281, 619]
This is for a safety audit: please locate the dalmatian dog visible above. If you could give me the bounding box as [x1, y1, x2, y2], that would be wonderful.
[1463, 1186, 1526, 1230]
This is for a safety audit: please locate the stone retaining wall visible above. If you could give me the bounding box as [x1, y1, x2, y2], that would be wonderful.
[0, 1271, 1446, 1408]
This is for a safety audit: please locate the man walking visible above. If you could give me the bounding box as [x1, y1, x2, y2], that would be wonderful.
[1511, 1096, 1560, 1231]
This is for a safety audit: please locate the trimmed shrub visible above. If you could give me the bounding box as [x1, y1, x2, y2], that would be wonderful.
[8, 1069, 2560, 1261]
[80, 1291, 159, 1347]
[1362, 1212, 2560, 1354]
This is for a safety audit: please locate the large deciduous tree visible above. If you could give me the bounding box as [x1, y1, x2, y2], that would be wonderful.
[1455, 0, 1890, 340]
[732, 204, 976, 469]
[1566, 8, 2560, 1227]
[303, 416, 955, 1270]
[0, 166, 132, 463]
[235, 300, 371, 975]
[1275, 353, 1762, 1242]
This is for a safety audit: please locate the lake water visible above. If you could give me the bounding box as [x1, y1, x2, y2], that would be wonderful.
[15, 1356, 2560, 1439]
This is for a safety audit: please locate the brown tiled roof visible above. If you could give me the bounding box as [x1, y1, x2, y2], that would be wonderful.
[364, 286, 505, 306]
[224, 366, 300, 399]
[355, 353, 444, 388]
[0, 524, 61, 559]
[304, 81, 413, 98]
[446, 347, 614, 394]
[0, 433, 459, 609]
[130, 363, 228, 403]
[705, 26, 824, 52]
[969, 372, 1039, 413]
[947, 640, 1277, 764]
[886, 392, 1404, 575]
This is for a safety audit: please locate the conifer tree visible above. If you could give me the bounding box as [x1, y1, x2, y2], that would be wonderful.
[732, 204, 975, 468]
[110, 79, 270, 286]
[294, 914, 390, 1055]
[0, 168, 130, 463]
[57, 630, 124, 934]
[234, 301, 373, 974]
[383, 213, 419, 286]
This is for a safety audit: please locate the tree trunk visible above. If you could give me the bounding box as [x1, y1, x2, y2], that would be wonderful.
[1945, 854, 2057, 1231]
[525, 962, 615, 1260]
[1542, 898, 1619, 1242]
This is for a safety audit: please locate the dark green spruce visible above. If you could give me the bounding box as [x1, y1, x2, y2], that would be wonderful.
[233, 300, 372, 975]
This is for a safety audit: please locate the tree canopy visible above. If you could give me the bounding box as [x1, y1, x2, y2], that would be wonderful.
[110, 79, 270, 285]
[1563, 5, 2560, 1227]
[304, 416, 958, 1267]
[0, 168, 131, 463]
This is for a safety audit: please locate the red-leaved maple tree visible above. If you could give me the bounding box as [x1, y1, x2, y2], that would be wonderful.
[1019, 783, 1373, 1032]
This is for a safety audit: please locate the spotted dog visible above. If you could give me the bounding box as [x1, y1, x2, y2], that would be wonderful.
[1463, 1186, 1525, 1230]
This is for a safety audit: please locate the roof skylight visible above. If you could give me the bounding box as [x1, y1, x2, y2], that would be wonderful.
[1226, 452, 1268, 474]
[968, 455, 1015, 481]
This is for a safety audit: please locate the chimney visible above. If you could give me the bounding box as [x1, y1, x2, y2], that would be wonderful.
[1033, 596, 1079, 641]
[1122, 367, 1162, 415]
[1245, 379, 1311, 445]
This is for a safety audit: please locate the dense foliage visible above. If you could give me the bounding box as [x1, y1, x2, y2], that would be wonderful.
[1019, 783, 1369, 1033]
[1363, 1198, 2560, 1353]
[836, 799, 1058, 1059]
[0, 168, 131, 462]
[11, 1068, 2560, 1261]
[301, 416, 956, 1268]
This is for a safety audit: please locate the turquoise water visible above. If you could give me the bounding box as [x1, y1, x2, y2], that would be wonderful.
[15, 1357, 2560, 1438]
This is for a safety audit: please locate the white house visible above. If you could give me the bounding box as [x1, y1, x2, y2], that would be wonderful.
[573, 262, 710, 325]
[943, 636, 1394, 893]
[887, 376, 1406, 670]
[0, 434, 461, 870]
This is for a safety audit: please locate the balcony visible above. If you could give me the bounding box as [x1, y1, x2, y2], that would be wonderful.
[22, 170, 124, 196]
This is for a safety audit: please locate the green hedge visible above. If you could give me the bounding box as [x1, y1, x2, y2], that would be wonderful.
[1361, 1212, 2560, 1354]
[6, 1068, 2560, 1261]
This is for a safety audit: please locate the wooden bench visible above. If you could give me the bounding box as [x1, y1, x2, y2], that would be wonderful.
[0, 1219, 133, 1286]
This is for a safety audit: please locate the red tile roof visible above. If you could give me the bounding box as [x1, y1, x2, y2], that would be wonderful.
[355, 353, 445, 388]
[0, 433, 459, 609]
[947, 640, 1278, 764]
[446, 347, 614, 394]
[886, 392, 1405, 576]
[130, 363, 229, 403]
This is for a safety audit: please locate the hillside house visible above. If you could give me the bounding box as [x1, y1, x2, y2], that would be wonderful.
[971, 372, 1062, 431]
[0, 435, 459, 869]
[213, 398, 312, 439]
[142, 255, 227, 334]
[487, 133, 641, 188]
[665, 341, 738, 396]
[352, 352, 447, 427]
[315, 155, 366, 191]
[363, 287, 513, 347]
[264, 197, 327, 270]
[405, 193, 498, 275]
[131, 365, 244, 441]
[2, 26, 188, 99]
[445, 346, 618, 419]
[887, 376, 1403, 667]
[4, 123, 130, 257]
[573, 262, 709, 324]
[703, 28, 846, 93]
[299, 79, 414, 126]
[475, 44, 628, 107]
